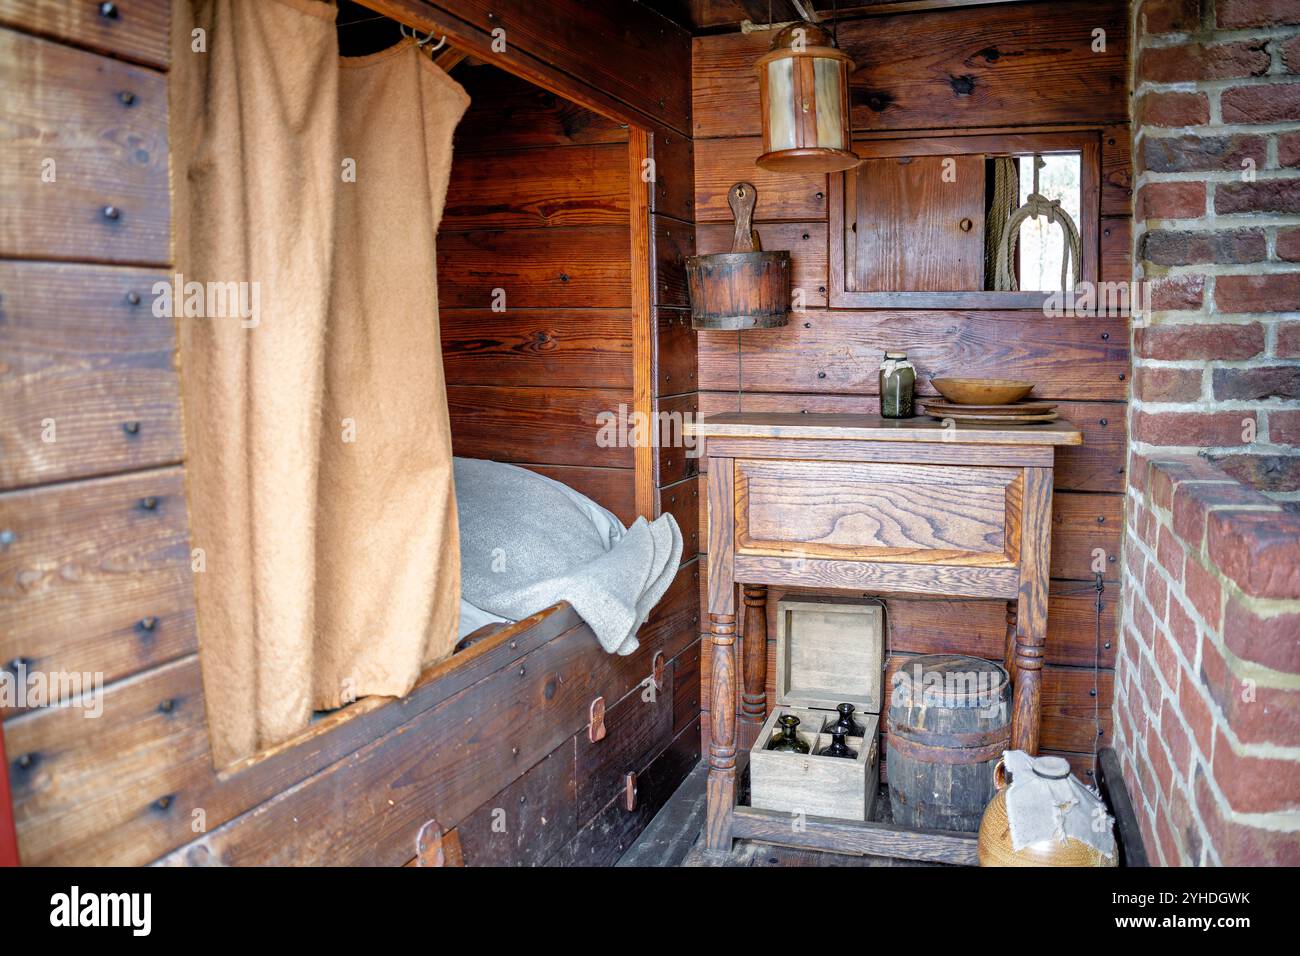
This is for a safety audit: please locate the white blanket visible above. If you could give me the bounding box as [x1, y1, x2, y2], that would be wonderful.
[453, 458, 683, 655]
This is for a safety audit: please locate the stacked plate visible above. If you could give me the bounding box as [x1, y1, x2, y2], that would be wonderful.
[921, 400, 1059, 424]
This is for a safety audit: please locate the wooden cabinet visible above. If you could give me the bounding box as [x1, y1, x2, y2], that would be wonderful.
[830, 130, 1101, 309]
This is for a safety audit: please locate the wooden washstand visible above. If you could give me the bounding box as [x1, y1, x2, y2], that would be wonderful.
[687, 412, 1083, 863]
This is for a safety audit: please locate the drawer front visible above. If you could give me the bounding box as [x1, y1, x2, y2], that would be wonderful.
[735, 458, 1022, 567]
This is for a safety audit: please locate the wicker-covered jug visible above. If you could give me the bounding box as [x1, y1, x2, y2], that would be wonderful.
[978, 752, 1118, 867]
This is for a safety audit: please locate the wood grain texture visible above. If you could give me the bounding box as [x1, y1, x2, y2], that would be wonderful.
[446, 385, 632, 468]
[1101, 217, 1133, 284]
[732, 804, 977, 865]
[733, 554, 1020, 599]
[698, 391, 1127, 493]
[849, 156, 985, 292]
[374, 0, 692, 135]
[576, 662, 674, 823]
[522, 464, 635, 524]
[691, 0, 1129, 138]
[653, 215, 693, 309]
[695, 136, 828, 223]
[649, 126, 695, 224]
[0, 28, 169, 263]
[451, 741, 578, 866]
[656, 308, 698, 397]
[692, 411, 1082, 446]
[441, 309, 633, 388]
[699, 310, 1128, 400]
[437, 226, 632, 309]
[0, 0, 170, 69]
[735, 458, 1022, 566]
[660, 475, 701, 559]
[1011, 467, 1053, 753]
[740, 584, 767, 724]
[0, 262, 184, 490]
[0, 469, 196, 710]
[442, 142, 630, 230]
[697, 220, 828, 307]
[453, 67, 630, 150]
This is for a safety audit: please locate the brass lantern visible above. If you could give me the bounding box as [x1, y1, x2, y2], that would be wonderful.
[755, 23, 857, 173]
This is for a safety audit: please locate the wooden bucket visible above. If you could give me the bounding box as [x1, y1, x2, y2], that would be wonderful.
[685, 182, 790, 330]
[886, 654, 1011, 833]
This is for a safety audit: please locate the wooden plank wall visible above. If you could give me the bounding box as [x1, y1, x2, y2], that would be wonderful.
[440, 65, 639, 521]
[692, 0, 1132, 783]
[0, 0, 702, 865]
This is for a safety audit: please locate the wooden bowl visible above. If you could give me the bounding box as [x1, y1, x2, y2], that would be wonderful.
[931, 378, 1035, 405]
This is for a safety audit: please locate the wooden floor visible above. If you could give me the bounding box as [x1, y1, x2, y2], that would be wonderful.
[616, 762, 945, 867]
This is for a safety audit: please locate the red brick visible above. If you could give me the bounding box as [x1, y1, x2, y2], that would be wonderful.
[1212, 365, 1300, 401]
[1222, 597, 1300, 671]
[1144, 228, 1266, 265]
[1226, 681, 1300, 747]
[1215, 178, 1300, 215]
[1142, 134, 1265, 173]
[1142, 0, 1202, 33]
[1195, 766, 1300, 865]
[1279, 227, 1300, 262]
[1283, 34, 1300, 73]
[1130, 453, 1152, 493]
[1269, 409, 1300, 445]
[1134, 366, 1202, 403]
[1157, 523, 1188, 581]
[1208, 453, 1300, 492]
[1146, 561, 1171, 620]
[1138, 180, 1206, 220]
[1161, 702, 1193, 781]
[1132, 410, 1257, 447]
[1215, 273, 1300, 313]
[1165, 779, 1204, 863]
[1181, 681, 1219, 762]
[1213, 728, 1300, 813]
[1154, 800, 1184, 865]
[1140, 90, 1210, 127]
[1281, 131, 1300, 167]
[1155, 627, 1184, 699]
[1148, 273, 1205, 311]
[1133, 322, 1264, 360]
[1147, 720, 1176, 796]
[1222, 83, 1300, 124]
[1171, 478, 1261, 550]
[1208, 508, 1300, 600]
[1218, 0, 1300, 28]
[1185, 558, 1224, 631]
[1167, 596, 1200, 661]
[1140, 41, 1271, 82]
[1278, 321, 1300, 357]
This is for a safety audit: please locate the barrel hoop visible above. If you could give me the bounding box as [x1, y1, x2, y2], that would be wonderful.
[886, 719, 1010, 749]
[886, 732, 1008, 764]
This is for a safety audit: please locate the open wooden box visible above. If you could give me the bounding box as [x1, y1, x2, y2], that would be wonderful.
[749, 597, 884, 822]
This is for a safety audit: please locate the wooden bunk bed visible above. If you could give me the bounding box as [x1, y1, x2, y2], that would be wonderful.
[0, 0, 699, 866]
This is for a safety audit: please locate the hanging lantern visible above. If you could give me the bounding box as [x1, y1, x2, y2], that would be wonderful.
[755, 22, 857, 173]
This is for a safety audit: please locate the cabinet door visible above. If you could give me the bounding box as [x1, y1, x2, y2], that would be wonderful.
[844, 154, 986, 292]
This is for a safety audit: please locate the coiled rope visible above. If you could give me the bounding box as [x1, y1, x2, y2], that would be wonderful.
[992, 155, 1083, 293]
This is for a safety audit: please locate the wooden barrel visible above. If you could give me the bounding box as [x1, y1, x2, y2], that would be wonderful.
[886, 654, 1011, 833]
[685, 251, 790, 329]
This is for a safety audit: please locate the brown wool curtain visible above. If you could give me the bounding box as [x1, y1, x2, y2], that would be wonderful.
[172, 0, 467, 765]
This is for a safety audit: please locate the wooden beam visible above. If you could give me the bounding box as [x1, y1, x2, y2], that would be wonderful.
[731, 804, 978, 865]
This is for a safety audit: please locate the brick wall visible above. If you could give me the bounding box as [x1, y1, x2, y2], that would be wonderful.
[1117, 0, 1300, 865]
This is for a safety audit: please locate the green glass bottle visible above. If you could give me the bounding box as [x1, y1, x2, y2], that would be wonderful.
[767, 713, 810, 753]
[825, 702, 864, 737]
[818, 730, 857, 759]
[879, 351, 916, 419]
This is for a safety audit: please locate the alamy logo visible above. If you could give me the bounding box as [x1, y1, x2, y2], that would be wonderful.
[49, 886, 151, 936]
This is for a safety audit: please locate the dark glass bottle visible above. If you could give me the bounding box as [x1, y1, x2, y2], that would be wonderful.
[825, 702, 864, 737]
[879, 351, 916, 419]
[819, 730, 857, 759]
[767, 714, 810, 753]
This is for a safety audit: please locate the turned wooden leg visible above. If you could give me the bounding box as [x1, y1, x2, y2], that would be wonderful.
[1003, 600, 1018, 683]
[705, 612, 737, 850]
[740, 584, 769, 729]
[704, 456, 738, 852]
[1011, 467, 1052, 754]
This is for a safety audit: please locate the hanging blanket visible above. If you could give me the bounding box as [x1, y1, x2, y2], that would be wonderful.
[454, 458, 682, 655]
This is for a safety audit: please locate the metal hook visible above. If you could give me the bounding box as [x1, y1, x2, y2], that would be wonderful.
[399, 24, 447, 53]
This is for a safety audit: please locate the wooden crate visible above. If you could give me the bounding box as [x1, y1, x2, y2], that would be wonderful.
[749, 597, 884, 821]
